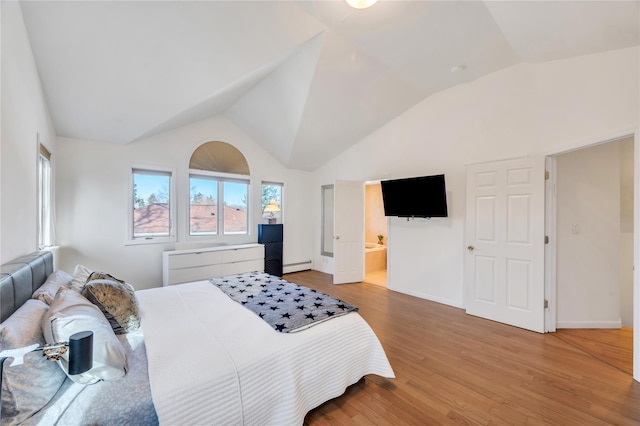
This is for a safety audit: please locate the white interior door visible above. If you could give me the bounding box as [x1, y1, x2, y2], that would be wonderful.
[333, 180, 364, 284]
[464, 157, 546, 333]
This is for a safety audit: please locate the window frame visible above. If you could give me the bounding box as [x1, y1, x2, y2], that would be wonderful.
[187, 169, 250, 239]
[38, 144, 53, 249]
[261, 181, 283, 224]
[126, 165, 176, 246]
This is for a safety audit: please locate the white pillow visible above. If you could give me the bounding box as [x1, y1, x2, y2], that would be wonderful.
[32, 269, 73, 305]
[69, 264, 92, 292]
[1, 299, 66, 424]
[41, 287, 127, 384]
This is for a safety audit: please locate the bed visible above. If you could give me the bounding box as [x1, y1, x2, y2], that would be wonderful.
[0, 251, 394, 425]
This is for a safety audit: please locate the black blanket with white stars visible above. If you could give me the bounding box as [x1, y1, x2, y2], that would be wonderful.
[209, 272, 358, 333]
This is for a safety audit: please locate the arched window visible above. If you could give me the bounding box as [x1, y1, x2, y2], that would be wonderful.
[189, 141, 250, 174]
[189, 142, 250, 236]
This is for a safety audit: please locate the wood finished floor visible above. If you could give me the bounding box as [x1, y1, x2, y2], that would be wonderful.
[282, 270, 640, 426]
[554, 327, 633, 376]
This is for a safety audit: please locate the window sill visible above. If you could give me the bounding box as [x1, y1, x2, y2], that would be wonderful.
[125, 236, 176, 246]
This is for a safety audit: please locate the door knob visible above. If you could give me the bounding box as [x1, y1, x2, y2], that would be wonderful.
[467, 245, 474, 251]
[335, 236, 340, 240]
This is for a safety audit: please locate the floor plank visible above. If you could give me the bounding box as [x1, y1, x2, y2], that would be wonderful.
[554, 327, 633, 375]
[282, 270, 640, 426]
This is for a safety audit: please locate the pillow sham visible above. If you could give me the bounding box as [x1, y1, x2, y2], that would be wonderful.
[42, 287, 127, 384]
[31, 269, 73, 305]
[1, 299, 66, 425]
[69, 264, 92, 292]
[81, 272, 141, 334]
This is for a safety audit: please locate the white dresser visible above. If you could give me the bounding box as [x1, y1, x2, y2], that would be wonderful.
[162, 243, 265, 286]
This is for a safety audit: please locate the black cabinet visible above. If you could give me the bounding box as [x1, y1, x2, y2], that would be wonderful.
[258, 224, 283, 277]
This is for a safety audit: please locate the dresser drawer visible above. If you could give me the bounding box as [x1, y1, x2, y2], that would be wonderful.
[221, 245, 264, 263]
[163, 244, 264, 286]
[221, 259, 264, 276]
[167, 264, 223, 285]
[168, 251, 223, 270]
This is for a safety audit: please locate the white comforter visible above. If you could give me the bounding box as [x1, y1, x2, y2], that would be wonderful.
[137, 280, 395, 426]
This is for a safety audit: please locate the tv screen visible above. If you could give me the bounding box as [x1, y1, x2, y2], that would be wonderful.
[381, 174, 448, 218]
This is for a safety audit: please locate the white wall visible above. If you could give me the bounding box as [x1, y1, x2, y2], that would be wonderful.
[0, 2, 57, 263]
[55, 116, 314, 290]
[314, 46, 639, 309]
[620, 137, 635, 327]
[556, 142, 622, 328]
[3, 1, 638, 312]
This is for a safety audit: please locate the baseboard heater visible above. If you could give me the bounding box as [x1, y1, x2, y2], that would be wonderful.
[283, 260, 312, 274]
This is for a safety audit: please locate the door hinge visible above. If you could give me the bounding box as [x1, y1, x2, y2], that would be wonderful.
[544, 299, 549, 309]
[545, 170, 550, 180]
[544, 235, 549, 244]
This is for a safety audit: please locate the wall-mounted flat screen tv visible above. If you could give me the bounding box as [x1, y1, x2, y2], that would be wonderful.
[381, 174, 448, 218]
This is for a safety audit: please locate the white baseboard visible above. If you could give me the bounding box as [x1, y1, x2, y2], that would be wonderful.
[556, 319, 622, 329]
[283, 261, 312, 274]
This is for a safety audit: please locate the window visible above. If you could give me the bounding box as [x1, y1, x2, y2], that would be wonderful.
[189, 141, 251, 237]
[38, 144, 52, 249]
[223, 179, 248, 234]
[261, 182, 283, 224]
[190, 176, 218, 235]
[129, 168, 175, 243]
[189, 173, 249, 236]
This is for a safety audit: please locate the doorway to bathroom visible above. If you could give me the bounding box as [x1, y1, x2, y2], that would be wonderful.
[365, 182, 387, 287]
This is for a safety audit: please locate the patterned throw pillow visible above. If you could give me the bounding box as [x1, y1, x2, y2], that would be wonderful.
[81, 272, 141, 334]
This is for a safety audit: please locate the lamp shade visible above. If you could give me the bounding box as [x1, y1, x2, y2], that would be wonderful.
[263, 199, 281, 214]
[345, 0, 377, 9]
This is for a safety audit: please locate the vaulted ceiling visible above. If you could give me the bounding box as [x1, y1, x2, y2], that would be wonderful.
[19, 1, 640, 170]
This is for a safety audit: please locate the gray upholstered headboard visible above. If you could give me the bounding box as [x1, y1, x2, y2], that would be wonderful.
[0, 251, 53, 323]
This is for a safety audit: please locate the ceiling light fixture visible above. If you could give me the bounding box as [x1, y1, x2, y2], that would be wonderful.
[345, 0, 378, 9]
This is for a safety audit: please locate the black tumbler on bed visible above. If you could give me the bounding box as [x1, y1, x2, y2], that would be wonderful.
[68, 330, 93, 375]
[258, 224, 283, 277]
